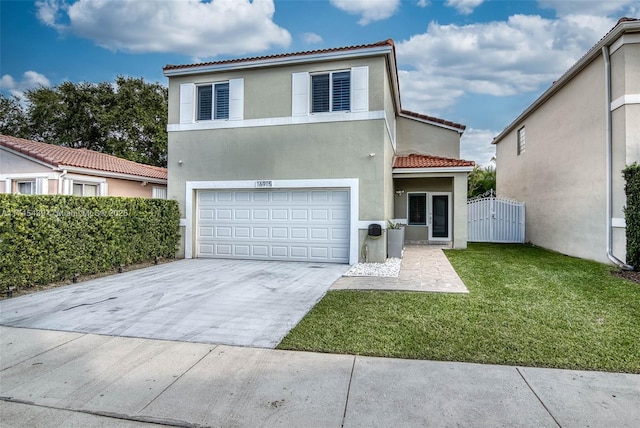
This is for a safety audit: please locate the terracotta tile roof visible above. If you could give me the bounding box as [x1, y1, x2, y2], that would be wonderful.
[400, 110, 466, 131]
[164, 39, 395, 72]
[0, 134, 167, 181]
[393, 154, 475, 169]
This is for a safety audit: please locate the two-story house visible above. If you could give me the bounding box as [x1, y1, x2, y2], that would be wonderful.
[163, 40, 474, 264]
[493, 18, 639, 267]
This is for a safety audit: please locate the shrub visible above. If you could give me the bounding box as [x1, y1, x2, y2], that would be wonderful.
[624, 163, 640, 268]
[0, 195, 179, 292]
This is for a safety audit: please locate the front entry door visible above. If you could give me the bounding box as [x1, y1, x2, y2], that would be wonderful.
[429, 193, 451, 241]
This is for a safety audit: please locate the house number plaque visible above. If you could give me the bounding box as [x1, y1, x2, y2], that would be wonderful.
[256, 180, 273, 188]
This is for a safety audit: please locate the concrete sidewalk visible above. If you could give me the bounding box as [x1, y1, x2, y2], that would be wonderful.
[2, 327, 639, 427]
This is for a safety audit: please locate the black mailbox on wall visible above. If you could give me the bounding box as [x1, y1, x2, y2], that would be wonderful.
[368, 223, 382, 237]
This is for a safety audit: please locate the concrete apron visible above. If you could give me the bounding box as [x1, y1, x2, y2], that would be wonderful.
[1, 326, 639, 428]
[332, 245, 469, 293]
[0, 259, 349, 349]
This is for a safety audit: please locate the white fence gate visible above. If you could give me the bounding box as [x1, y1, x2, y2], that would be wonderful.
[467, 190, 525, 243]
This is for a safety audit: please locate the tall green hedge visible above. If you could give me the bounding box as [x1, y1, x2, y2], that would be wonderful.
[624, 163, 640, 268]
[0, 195, 180, 291]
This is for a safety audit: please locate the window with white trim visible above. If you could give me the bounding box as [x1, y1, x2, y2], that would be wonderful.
[73, 183, 98, 197]
[408, 193, 427, 225]
[311, 71, 351, 113]
[517, 126, 525, 155]
[197, 82, 229, 120]
[152, 187, 167, 199]
[17, 181, 35, 195]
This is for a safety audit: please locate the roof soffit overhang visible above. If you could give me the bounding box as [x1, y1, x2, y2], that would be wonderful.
[60, 165, 167, 184]
[393, 166, 474, 176]
[492, 19, 640, 145]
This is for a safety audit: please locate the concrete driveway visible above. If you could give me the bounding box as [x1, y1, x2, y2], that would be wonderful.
[0, 259, 349, 348]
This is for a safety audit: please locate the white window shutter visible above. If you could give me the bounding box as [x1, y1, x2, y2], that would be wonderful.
[63, 178, 72, 195]
[180, 83, 195, 124]
[351, 66, 369, 113]
[4, 179, 11, 194]
[229, 78, 244, 120]
[99, 182, 108, 196]
[36, 177, 48, 195]
[292, 72, 309, 116]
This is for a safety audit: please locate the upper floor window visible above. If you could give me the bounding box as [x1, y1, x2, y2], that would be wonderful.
[517, 126, 525, 155]
[17, 181, 35, 195]
[311, 71, 351, 113]
[197, 82, 229, 121]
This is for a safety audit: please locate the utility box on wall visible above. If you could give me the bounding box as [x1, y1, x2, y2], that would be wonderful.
[368, 223, 382, 237]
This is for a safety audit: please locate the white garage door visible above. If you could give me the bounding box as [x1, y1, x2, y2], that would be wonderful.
[197, 189, 350, 263]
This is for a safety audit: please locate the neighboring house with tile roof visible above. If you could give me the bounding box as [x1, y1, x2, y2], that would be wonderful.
[493, 18, 640, 266]
[163, 39, 474, 264]
[0, 135, 167, 198]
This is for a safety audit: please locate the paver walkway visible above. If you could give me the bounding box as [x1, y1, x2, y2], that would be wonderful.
[331, 245, 469, 293]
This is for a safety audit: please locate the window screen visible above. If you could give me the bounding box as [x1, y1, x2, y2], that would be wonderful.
[197, 83, 229, 120]
[332, 71, 350, 111]
[17, 182, 35, 194]
[215, 83, 229, 119]
[311, 74, 330, 113]
[408, 193, 427, 225]
[197, 85, 213, 121]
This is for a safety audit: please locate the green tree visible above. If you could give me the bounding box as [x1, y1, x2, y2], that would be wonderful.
[14, 76, 168, 167]
[468, 164, 496, 198]
[0, 95, 28, 137]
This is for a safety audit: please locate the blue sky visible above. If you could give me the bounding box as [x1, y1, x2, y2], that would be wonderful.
[1, 0, 638, 166]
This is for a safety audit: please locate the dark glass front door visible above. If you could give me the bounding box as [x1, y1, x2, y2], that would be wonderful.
[431, 195, 449, 238]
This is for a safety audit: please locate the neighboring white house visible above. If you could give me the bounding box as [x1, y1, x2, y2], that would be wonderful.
[493, 18, 640, 266]
[0, 135, 168, 198]
[163, 40, 474, 264]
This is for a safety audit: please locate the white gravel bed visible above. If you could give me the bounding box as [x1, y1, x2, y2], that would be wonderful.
[343, 257, 402, 278]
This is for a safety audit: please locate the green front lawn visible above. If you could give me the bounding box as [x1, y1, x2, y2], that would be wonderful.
[278, 244, 640, 373]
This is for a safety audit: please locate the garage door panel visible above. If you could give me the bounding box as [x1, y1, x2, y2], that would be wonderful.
[197, 189, 349, 263]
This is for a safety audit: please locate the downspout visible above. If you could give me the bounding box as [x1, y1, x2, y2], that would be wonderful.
[602, 46, 634, 270]
[58, 169, 68, 194]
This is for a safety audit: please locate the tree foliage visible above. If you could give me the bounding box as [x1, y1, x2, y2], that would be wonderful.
[0, 76, 168, 167]
[468, 164, 496, 198]
[0, 95, 28, 137]
[623, 163, 640, 268]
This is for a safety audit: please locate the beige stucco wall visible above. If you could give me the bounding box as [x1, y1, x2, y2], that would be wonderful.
[167, 56, 387, 124]
[396, 117, 461, 158]
[496, 43, 638, 264]
[168, 119, 389, 262]
[105, 178, 165, 198]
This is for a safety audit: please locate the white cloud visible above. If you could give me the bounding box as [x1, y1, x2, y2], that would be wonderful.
[330, 0, 400, 25]
[538, 0, 639, 18]
[303, 32, 323, 44]
[445, 0, 484, 15]
[460, 128, 497, 167]
[36, 0, 291, 58]
[0, 71, 51, 99]
[417, 0, 430, 7]
[396, 14, 619, 119]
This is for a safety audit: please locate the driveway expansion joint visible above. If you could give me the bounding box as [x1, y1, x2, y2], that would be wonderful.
[516, 367, 562, 428]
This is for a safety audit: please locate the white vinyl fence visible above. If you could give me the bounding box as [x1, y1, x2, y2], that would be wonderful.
[467, 190, 525, 243]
